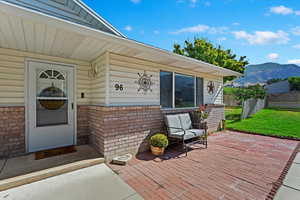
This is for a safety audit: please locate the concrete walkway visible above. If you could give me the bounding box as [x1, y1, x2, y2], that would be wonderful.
[0, 145, 101, 180]
[0, 164, 143, 200]
[274, 152, 300, 200]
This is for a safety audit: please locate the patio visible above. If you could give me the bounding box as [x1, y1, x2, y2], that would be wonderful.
[109, 131, 299, 200]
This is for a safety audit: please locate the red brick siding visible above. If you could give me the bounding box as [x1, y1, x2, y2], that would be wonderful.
[77, 106, 90, 145]
[88, 105, 224, 160]
[88, 106, 105, 155]
[0, 105, 224, 159]
[206, 104, 225, 132]
[0, 107, 25, 158]
[88, 106, 163, 160]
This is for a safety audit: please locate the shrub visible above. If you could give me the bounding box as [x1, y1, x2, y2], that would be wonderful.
[224, 87, 239, 95]
[150, 133, 169, 148]
[266, 78, 286, 85]
[288, 77, 300, 91]
[233, 84, 266, 102]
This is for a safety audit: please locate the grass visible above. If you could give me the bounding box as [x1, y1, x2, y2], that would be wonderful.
[225, 107, 300, 138]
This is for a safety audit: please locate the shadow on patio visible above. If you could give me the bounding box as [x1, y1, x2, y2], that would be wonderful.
[0, 145, 102, 180]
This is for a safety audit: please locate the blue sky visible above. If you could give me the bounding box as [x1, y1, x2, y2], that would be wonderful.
[82, 0, 300, 65]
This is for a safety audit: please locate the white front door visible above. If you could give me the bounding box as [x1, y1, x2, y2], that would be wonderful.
[27, 61, 75, 152]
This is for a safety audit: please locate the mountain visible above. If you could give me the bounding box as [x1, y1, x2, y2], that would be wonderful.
[234, 63, 300, 86]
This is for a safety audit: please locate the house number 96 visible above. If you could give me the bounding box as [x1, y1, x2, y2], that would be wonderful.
[115, 84, 124, 91]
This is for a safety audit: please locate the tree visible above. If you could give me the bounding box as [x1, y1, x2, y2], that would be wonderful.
[173, 38, 248, 82]
[288, 77, 300, 91]
[233, 84, 266, 119]
[233, 85, 266, 103]
[266, 78, 285, 85]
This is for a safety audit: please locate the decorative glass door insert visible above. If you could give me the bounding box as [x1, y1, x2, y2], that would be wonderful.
[36, 69, 68, 127]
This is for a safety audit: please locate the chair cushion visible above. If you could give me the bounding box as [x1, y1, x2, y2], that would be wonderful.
[169, 129, 205, 140]
[165, 115, 183, 134]
[178, 113, 192, 130]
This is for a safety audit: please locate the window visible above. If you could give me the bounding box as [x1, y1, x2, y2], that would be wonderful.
[160, 71, 204, 108]
[175, 74, 194, 108]
[160, 71, 173, 108]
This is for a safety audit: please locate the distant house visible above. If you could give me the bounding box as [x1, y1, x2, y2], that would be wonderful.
[0, 0, 240, 160]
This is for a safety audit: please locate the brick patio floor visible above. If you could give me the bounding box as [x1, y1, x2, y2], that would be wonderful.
[109, 131, 299, 200]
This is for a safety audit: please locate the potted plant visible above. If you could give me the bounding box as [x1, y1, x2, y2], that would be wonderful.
[150, 133, 169, 156]
[192, 105, 208, 122]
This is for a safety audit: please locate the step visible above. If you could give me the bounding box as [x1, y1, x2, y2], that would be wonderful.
[0, 158, 104, 191]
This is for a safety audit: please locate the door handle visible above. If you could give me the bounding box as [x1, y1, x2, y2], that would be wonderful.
[71, 103, 74, 110]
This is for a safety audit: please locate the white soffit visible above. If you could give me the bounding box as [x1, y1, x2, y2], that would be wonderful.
[0, 1, 242, 77]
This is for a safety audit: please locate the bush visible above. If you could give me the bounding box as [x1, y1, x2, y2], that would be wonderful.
[288, 77, 300, 91]
[233, 84, 266, 102]
[224, 87, 239, 95]
[150, 133, 168, 148]
[266, 78, 285, 85]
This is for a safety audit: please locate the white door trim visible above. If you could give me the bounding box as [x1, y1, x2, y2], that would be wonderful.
[25, 58, 77, 153]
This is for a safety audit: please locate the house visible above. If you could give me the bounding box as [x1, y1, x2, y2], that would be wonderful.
[0, 0, 241, 160]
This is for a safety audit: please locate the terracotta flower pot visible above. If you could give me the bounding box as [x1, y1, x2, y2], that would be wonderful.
[150, 145, 165, 156]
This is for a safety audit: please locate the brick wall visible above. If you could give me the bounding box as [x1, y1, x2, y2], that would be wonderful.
[88, 105, 224, 160]
[0, 104, 224, 159]
[0, 107, 25, 158]
[77, 106, 90, 145]
[205, 104, 225, 132]
[88, 106, 163, 160]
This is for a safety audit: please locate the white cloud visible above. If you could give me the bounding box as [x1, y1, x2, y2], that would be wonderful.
[217, 37, 227, 42]
[293, 44, 300, 49]
[270, 5, 300, 16]
[270, 6, 293, 15]
[130, 0, 141, 3]
[170, 24, 228, 35]
[204, 1, 211, 7]
[288, 59, 300, 64]
[177, 0, 198, 7]
[232, 30, 290, 45]
[124, 25, 133, 32]
[190, 0, 197, 7]
[153, 30, 160, 34]
[267, 53, 279, 60]
[171, 24, 209, 34]
[232, 22, 240, 26]
[291, 26, 300, 36]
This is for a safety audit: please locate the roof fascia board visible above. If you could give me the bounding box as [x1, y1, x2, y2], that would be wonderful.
[73, 0, 126, 38]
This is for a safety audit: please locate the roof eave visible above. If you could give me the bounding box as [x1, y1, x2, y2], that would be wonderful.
[0, 1, 243, 77]
[73, 0, 126, 38]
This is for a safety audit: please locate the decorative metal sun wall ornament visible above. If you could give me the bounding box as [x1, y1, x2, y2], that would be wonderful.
[207, 81, 215, 95]
[135, 70, 154, 93]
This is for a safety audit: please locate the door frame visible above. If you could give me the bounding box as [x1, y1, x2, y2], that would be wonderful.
[25, 58, 77, 153]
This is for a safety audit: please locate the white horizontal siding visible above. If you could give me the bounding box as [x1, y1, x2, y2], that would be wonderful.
[0, 54, 25, 104]
[108, 53, 225, 106]
[0, 48, 91, 105]
[108, 53, 160, 106]
[203, 78, 224, 105]
[90, 53, 106, 105]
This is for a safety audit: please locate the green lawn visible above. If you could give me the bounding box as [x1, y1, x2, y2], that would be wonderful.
[225, 107, 300, 138]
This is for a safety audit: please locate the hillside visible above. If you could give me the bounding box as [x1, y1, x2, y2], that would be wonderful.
[234, 63, 300, 86]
